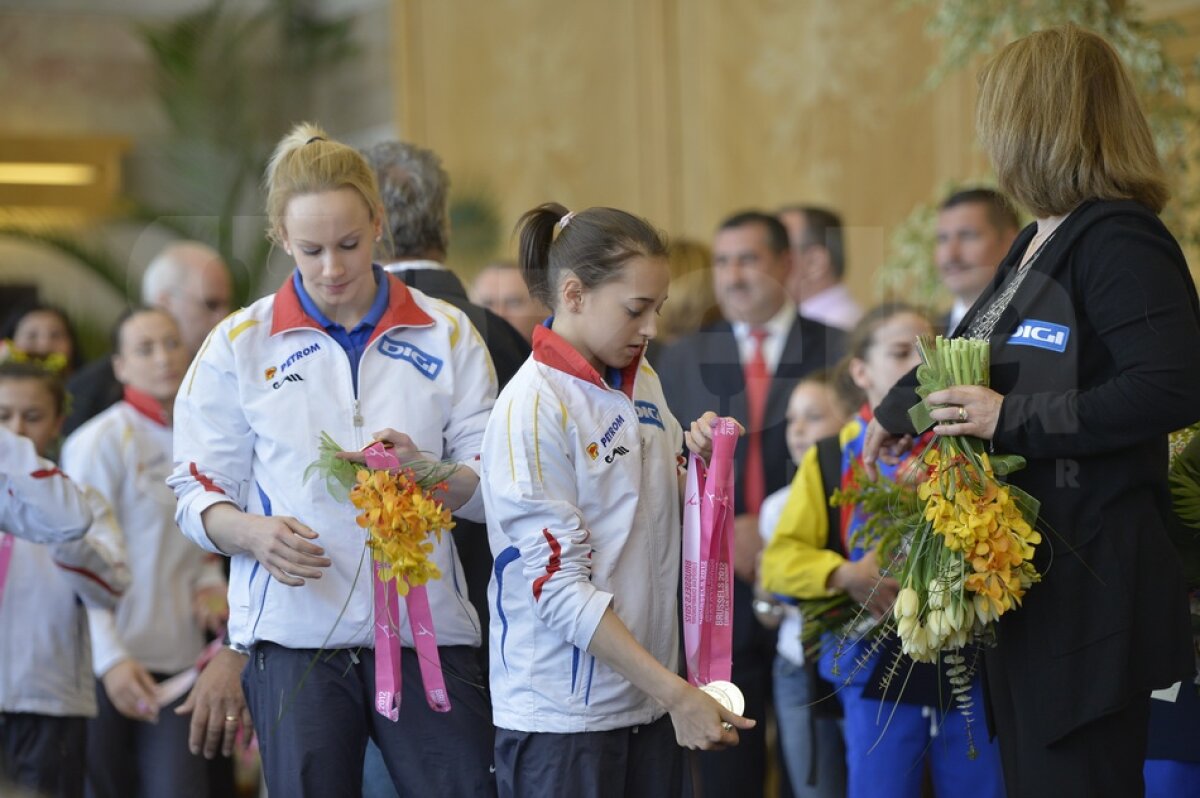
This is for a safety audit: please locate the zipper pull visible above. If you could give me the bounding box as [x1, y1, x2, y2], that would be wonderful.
[353, 399, 364, 427]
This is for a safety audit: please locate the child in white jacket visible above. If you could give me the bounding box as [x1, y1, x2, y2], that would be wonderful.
[0, 359, 130, 798]
[63, 308, 226, 798]
[481, 203, 755, 798]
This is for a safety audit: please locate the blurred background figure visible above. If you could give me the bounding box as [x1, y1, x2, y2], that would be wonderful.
[777, 206, 862, 332]
[471, 260, 549, 345]
[63, 242, 232, 436]
[934, 188, 1019, 333]
[1, 304, 84, 374]
[655, 238, 720, 347]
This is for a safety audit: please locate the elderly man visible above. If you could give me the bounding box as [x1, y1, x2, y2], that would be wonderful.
[935, 188, 1020, 333]
[655, 210, 845, 798]
[777, 205, 862, 331]
[63, 242, 232, 435]
[364, 141, 529, 387]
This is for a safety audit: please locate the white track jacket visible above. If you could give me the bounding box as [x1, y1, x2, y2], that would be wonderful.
[482, 325, 684, 733]
[64, 394, 226, 676]
[0, 426, 91, 543]
[0, 486, 130, 716]
[169, 273, 496, 651]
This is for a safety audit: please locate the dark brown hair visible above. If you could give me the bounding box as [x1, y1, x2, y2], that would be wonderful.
[0, 361, 68, 417]
[516, 203, 668, 310]
[939, 188, 1020, 233]
[832, 302, 931, 411]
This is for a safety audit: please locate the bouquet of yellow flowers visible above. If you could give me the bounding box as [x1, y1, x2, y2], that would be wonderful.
[306, 432, 460, 718]
[306, 432, 456, 594]
[888, 336, 1044, 662]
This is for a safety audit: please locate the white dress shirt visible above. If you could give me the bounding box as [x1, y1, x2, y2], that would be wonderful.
[731, 301, 797, 376]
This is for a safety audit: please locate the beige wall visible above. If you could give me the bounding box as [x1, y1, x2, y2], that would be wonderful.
[391, 0, 991, 301]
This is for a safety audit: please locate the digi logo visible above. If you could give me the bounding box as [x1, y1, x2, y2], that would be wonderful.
[635, 400, 664, 429]
[1008, 320, 1070, 353]
[378, 335, 444, 380]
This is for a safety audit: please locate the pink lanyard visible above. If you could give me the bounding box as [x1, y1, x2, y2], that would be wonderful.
[363, 444, 451, 721]
[0, 533, 13, 613]
[681, 419, 738, 685]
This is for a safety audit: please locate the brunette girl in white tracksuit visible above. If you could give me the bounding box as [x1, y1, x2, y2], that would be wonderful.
[482, 203, 755, 798]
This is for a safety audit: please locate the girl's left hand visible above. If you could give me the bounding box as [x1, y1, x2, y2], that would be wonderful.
[336, 428, 425, 466]
[685, 412, 745, 465]
[926, 386, 1004, 440]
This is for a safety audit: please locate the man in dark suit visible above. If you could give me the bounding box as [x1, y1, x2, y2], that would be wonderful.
[655, 210, 845, 797]
[935, 188, 1019, 334]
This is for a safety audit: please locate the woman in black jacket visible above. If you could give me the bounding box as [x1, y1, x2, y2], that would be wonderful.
[864, 24, 1200, 798]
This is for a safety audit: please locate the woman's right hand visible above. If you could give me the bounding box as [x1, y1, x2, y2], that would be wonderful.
[861, 417, 914, 481]
[102, 658, 160, 723]
[241, 514, 330, 587]
[200, 505, 331, 587]
[665, 682, 755, 751]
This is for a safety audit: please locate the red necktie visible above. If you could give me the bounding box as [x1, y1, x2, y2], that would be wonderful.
[743, 327, 769, 514]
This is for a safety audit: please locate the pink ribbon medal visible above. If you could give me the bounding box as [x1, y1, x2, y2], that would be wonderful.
[362, 442, 452, 720]
[0, 533, 14, 613]
[682, 417, 738, 687]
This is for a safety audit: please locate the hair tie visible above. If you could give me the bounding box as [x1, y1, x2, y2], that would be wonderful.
[556, 211, 576, 231]
[306, 136, 327, 145]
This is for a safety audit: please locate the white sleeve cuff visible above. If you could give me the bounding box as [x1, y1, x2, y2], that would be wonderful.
[573, 589, 615, 651]
[87, 607, 129, 677]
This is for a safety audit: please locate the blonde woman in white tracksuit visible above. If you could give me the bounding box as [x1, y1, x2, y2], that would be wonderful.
[168, 123, 497, 797]
[482, 203, 755, 798]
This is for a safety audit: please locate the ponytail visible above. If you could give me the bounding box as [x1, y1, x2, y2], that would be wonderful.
[513, 202, 668, 312]
[516, 202, 569, 307]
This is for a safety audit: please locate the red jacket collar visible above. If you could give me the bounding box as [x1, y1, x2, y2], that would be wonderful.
[270, 271, 434, 342]
[123, 386, 170, 427]
[531, 324, 641, 399]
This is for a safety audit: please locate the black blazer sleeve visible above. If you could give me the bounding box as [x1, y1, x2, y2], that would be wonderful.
[993, 215, 1200, 458]
[873, 365, 921, 436]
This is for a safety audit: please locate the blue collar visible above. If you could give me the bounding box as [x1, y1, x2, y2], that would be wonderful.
[292, 265, 390, 333]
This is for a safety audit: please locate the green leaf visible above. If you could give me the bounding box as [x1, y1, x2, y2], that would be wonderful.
[988, 454, 1026, 476]
[909, 400, 935, 434]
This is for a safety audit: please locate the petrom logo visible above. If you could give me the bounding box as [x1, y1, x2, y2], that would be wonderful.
[586, 442, 600, 460]
[280, 341, 322, 373]
[599, 415, 626, 448]
[635, 400, 664, 429]
[1008, 320, 1070, 353]
[378, 334, 444, 380]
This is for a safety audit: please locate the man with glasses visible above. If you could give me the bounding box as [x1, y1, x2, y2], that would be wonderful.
[64, 242, 233, 435]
